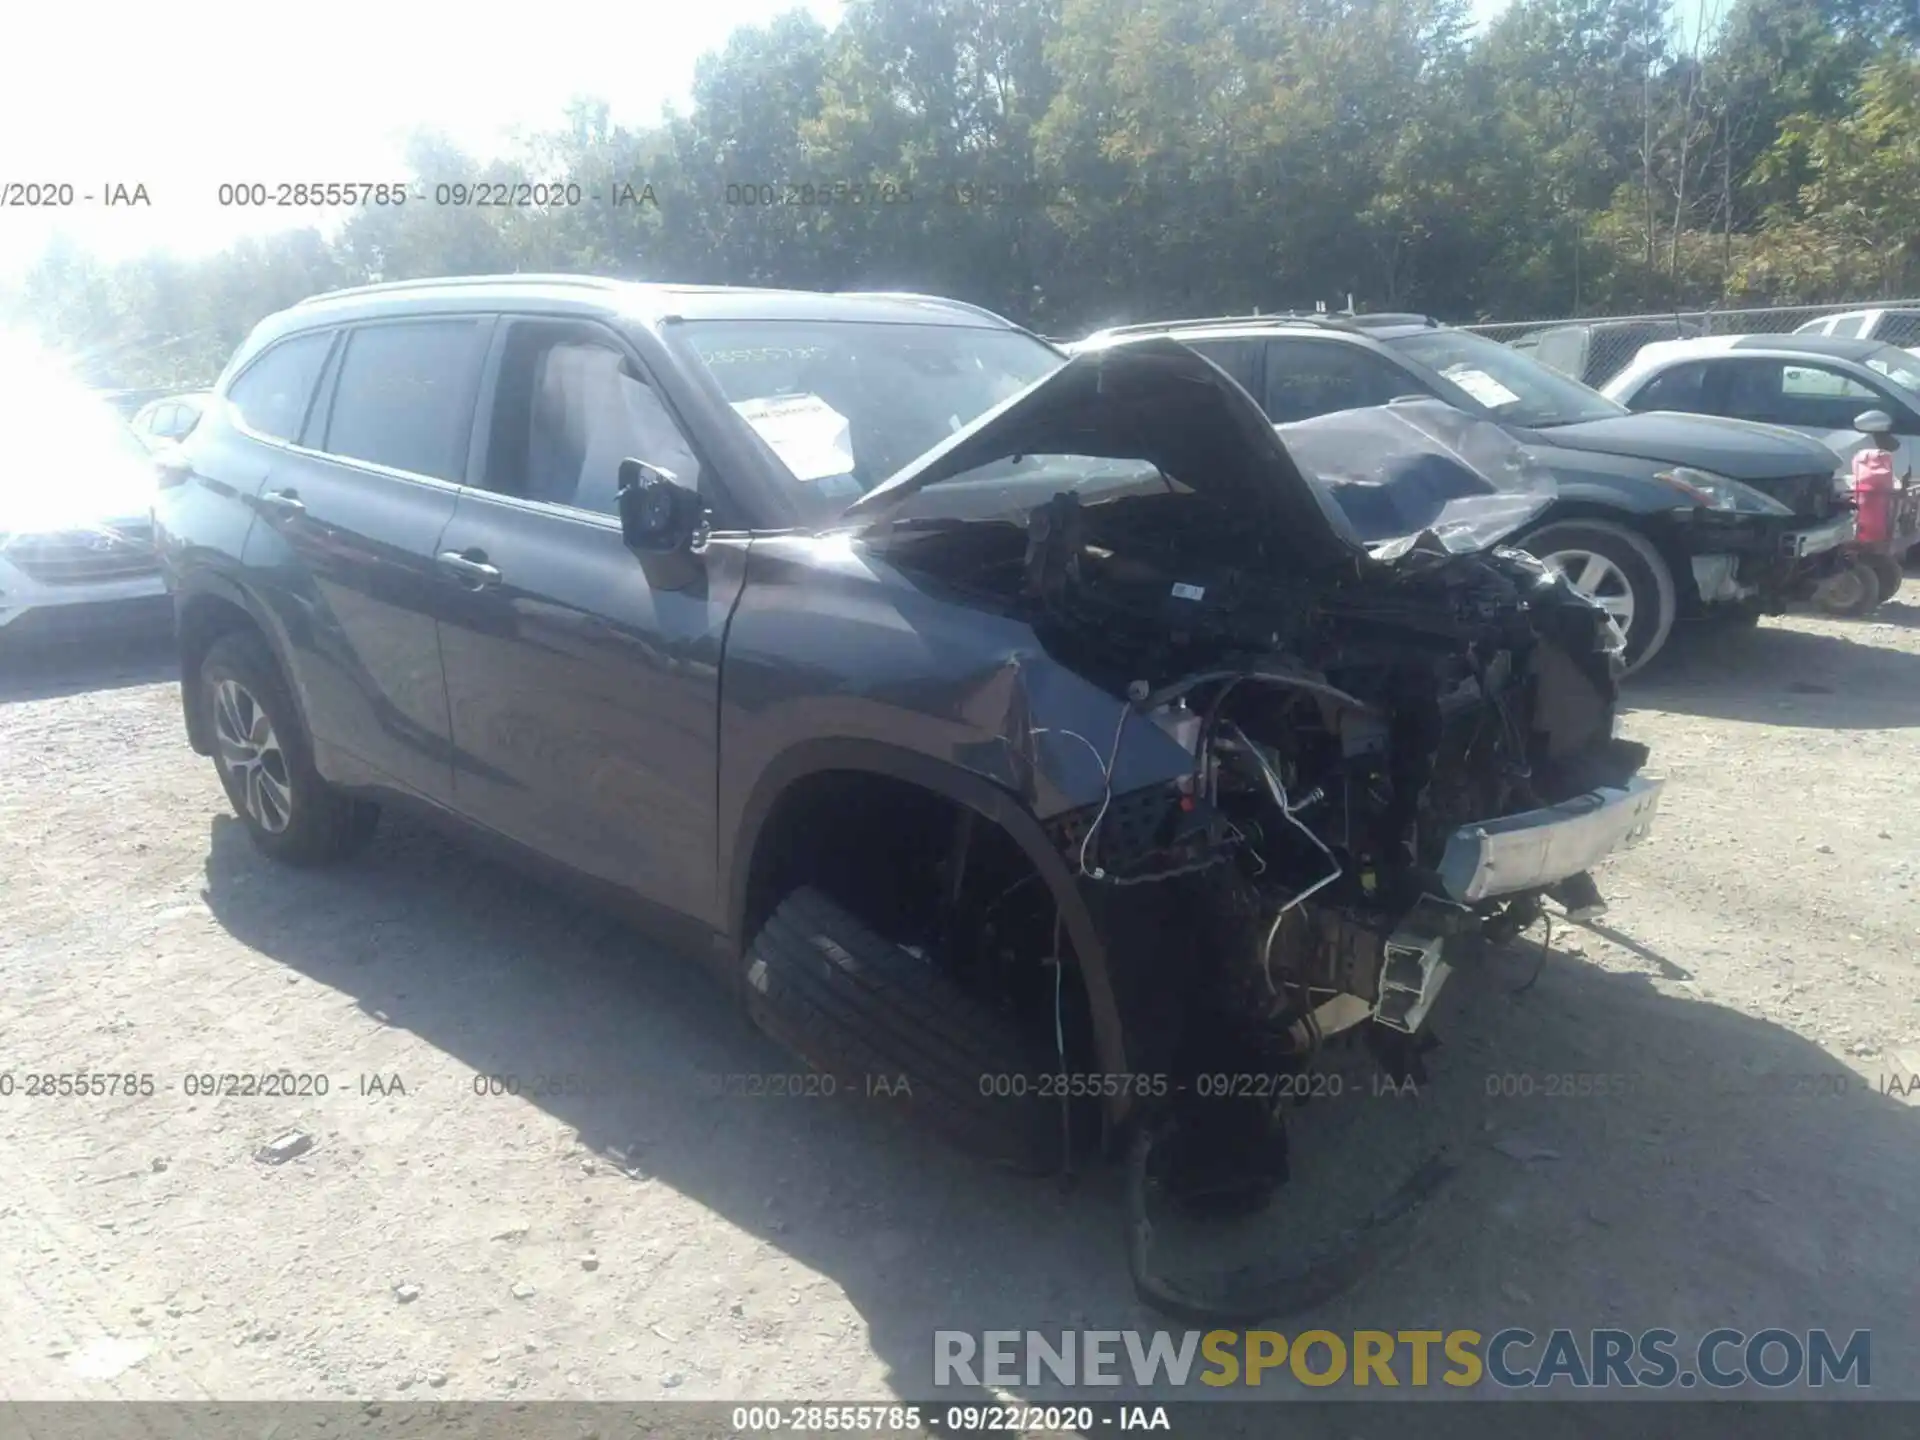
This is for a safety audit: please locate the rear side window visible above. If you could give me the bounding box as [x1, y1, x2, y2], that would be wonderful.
[322, 320, 483, 481]
[226, 331, 333, 442]
[1182, 338, 1263, 398]
[1828, 315, 1867, 339]
[1627, 361, 1708, 412]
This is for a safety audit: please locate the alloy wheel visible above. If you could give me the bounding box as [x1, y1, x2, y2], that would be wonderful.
[212, 678, 294, 833]
[1542, 548, 1637, 649]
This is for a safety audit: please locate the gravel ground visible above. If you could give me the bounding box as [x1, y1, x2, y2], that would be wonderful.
[2, 592, 1918, 1418]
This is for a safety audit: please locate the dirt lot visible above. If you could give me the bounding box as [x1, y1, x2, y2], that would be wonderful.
[3, 590, 1919, 1414]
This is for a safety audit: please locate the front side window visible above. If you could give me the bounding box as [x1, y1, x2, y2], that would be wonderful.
[322, 320, 483, 481]
[1386, 327, 1628, 428]
[479, 323, 701, 516]
[1780, 364, 1875, 401]
[676, 320, 1062, 502]
[1862, 346, 1920, 399]
[225, 330, 333, 443]
[1829, 316, 1868, 338]
[1711, 358, 1885, 430]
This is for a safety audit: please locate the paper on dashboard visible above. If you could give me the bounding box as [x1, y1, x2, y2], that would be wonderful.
[731, 394, 856, 482]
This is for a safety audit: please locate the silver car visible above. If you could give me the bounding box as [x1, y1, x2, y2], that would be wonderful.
[0, 395, 171, 641]
[1603, 333, 1920, 472]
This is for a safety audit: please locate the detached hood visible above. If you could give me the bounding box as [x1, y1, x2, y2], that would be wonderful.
[843, 339, 1359, 567]
[1520, 411, 1840, 482]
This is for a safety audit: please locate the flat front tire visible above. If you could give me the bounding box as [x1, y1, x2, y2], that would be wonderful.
[1520, 519, 1678, 675]
[200, 631, 379, 865]
[744, 886, 1062, 1174]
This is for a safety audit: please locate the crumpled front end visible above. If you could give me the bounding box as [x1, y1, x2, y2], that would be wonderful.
[838, 339, 1663, 1317]
[1004, 528, 1661, 1314]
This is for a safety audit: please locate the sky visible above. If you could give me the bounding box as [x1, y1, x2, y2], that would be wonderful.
[2, 0, 1716, 281]
[0, 0, 843, 278]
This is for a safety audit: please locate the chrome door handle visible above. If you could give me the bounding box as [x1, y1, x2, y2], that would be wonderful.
[261, 488, 305, 517]
[437, 550, 501, 586]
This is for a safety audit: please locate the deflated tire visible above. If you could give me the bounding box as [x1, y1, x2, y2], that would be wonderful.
[744, 887, 1061, 1174]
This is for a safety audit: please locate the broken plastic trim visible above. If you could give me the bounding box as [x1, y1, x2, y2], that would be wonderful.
[1435, 776, 1664, 905]
[1124, 1120, 1458, 1324]
[1373, 928, 1452, 1034]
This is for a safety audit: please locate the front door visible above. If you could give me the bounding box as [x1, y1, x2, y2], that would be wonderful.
[432, 317, 745, 928]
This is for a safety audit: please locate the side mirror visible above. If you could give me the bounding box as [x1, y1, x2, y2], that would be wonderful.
[615, 459, 707, 554]
[1854, 409, 1894, 437]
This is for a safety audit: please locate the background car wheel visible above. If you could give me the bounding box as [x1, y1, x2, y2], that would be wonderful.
[1812, 558, 1883, 618]
[744, 886, 1062, 1174]
[1863, 551, 1905, 602]
[201, 631, 379, 865]
[1519, 519, 1678, 675]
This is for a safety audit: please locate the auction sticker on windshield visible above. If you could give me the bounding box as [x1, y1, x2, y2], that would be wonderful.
[1445, 366, 1521, 409]
[732, 393, 856, 483]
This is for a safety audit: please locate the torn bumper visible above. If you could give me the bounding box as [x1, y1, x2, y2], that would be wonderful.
[1689, 552, 1753, 605]
[1436, 776, 1664, 904]
[1781, 513, 1855, 559]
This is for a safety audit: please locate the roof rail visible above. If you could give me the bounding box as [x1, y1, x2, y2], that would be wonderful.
[833, 290, 1014, 324]
[294, 273, 628, 307]
[1084, 310, 1445, 341]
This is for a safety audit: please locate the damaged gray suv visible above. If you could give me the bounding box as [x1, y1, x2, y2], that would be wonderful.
[155, 276, 1662, 1316]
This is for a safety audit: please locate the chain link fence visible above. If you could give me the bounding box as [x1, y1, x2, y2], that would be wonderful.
[1462, 299, 1920, 390]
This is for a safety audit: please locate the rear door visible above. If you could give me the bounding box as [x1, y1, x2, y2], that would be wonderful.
[241, 316, 490, 803]
[431, 315, 745, 928]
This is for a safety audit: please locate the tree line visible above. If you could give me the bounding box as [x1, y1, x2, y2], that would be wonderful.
[6, 0, 1916, 391]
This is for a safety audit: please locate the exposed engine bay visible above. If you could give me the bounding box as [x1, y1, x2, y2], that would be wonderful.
[882, 478, 1661, 1316]
[844, 342, 1663, 1318]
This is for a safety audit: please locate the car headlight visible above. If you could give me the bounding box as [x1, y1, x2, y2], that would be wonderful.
[1653, 466, 1795, 516]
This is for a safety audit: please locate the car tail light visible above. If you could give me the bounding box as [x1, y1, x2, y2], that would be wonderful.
[1853, 449, 1895, 546]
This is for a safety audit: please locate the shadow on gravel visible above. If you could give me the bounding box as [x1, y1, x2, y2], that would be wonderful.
[198, 812, 1920, 1422]
[1627, 614, 1920, 729]
[0, 628, 175, 704]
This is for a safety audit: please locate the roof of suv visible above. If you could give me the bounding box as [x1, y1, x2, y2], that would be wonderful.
[281, 275, 1020, 331]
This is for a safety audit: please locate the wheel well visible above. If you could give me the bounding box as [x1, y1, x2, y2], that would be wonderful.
[176, 593, 262, 755]
[742, 768, 1094, 1068]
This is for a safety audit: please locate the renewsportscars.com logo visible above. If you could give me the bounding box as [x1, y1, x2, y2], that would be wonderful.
[933, 1328, 1871, 1391]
